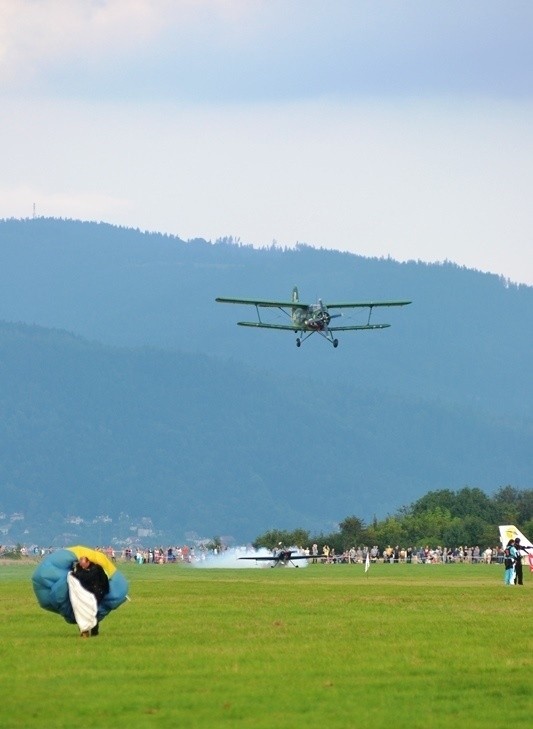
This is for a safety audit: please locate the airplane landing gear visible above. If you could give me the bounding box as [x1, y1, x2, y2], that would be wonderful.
[333, 339, 338, 348]
[296, 338, 301, 347]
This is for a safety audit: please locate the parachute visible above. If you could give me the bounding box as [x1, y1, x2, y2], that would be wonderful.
[32, 545, 128, 625]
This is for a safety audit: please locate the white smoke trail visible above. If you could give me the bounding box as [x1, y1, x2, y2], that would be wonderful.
[191, 546, 309, 568]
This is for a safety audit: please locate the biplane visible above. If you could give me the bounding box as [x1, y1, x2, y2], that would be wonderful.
[238, 548, 310, 567]
[216, 286, 411, 347]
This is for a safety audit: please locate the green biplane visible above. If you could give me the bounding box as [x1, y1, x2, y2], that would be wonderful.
[216, 287, 411, 347]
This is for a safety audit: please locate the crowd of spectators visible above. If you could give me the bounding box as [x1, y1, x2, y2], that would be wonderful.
[116, 543, 508, 565]
[0, 542, 509, 565]
[315, 544, 504, 564]
[123, 546, 196, 564]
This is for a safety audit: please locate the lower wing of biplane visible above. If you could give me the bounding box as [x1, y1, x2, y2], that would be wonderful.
[238, 551, 311, 567]
[216, 289, 411, 347]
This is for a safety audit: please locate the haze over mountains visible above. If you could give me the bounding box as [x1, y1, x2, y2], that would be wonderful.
[0, 218, 531, 545]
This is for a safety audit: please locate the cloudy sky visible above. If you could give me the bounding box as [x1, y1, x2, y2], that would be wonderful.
[1, 1, 532, 284]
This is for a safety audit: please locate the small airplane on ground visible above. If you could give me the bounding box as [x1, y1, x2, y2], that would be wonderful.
[499, 525, 533, 551]
[238, 547, 310, 567]
[216, 286, 411, 347]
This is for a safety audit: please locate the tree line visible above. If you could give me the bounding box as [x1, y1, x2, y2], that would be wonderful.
[250, 486, 533, 552]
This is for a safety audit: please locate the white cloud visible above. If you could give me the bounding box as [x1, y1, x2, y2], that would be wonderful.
[0, 1, 161, 82]
[0, 0, 257, 87]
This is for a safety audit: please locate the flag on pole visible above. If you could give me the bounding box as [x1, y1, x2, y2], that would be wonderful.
[365, 551, 370, 573]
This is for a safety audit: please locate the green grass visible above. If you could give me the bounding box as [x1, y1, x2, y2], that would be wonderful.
[0, 561, 531, 728]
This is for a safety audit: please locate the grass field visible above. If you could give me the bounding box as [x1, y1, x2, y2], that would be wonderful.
[0, 560, 531, 729]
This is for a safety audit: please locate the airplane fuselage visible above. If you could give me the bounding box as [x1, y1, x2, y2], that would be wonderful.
[292, 304, 331, 332]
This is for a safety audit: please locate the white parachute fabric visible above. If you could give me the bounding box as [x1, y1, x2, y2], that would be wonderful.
[67, 573, 98, 633]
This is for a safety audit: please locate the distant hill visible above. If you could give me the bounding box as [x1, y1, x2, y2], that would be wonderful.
[0, 218, 531, 545]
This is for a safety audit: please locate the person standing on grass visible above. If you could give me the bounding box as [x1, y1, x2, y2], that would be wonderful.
[503, 540, 517, 585]
[513, 537, 532, 585]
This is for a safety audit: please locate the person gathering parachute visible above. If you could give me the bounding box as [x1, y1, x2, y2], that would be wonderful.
[32, 545, 129, 637]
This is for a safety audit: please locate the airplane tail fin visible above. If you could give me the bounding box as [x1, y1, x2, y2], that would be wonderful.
[499, 525, 533, 550]
[291, 286, 304, 328]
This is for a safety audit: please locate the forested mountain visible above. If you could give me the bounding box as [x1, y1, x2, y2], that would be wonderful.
[0, 219, 531, 545]
[1, 218, 532, 418]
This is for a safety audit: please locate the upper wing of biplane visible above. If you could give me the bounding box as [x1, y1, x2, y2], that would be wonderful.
[216, 296, 411, 310]
[323, 300, 412, 309]
[215, 296, 303, 309]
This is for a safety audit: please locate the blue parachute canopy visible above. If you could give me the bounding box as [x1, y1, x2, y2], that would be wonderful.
[32, 546, 128, 624]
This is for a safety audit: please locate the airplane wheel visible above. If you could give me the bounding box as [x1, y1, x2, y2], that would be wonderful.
[296, 338, 301, 347]
[333, 339, 338, 348]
